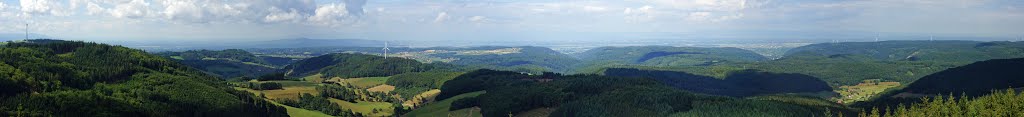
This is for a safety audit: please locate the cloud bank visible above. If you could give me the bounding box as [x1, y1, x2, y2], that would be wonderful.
[0, 0, 1020, 41]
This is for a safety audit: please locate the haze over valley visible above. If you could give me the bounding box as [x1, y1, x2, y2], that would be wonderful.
[2, 0, 1024, 117]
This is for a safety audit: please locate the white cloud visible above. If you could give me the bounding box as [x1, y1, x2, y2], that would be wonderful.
[468, 16, 487, 22]
[110, 0, 150, 19]
[264, 7, 305, 23]
[583, 5, 608, 12]
[20, 0, 71, 16]
[0, 0, 1021, 40]
[85, 2, 106, 15]
[624, 5, 655, 23]
[307, 3, 358, 27]
[433, 12, 450, 23]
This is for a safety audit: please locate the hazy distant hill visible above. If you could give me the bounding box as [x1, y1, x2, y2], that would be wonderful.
[156, 49, 280, 78]
[250, 46, 579, 74]
[745, 40, 1024, 85]
[0, 33, 50, 42]
[571, 46, 767, 74]
[244, 38, 384, 48]
[432, 46, 580, 73]
[577, 46, 767, 66]
[282, 53, 453, 78]
[786, 40, 1024, 62]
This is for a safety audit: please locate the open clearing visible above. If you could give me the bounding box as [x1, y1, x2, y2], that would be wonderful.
[834, 80, 901, 103]
[515, 108, 556, 117]
[261, 81, 320, 87]
[237, 86, 320, 101]
[276, 101, 334, 117]
[403, 89, 441, 107]
[367, 84, 396, 92]
[328, 77, 390, 89]
[405, 91, 485, 117]
[234, 87, 333, 117]
[302, 74, 326, 83]
[329, 98, 394, 117]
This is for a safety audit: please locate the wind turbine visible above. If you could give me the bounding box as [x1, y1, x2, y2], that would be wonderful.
[25, 23, 29, 39]
[929, 35, 934, 41]
[874, 34, 880, 42]
[382, 41, 390, 59]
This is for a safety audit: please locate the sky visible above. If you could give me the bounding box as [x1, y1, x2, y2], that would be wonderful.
[0, 0, 1022, 42]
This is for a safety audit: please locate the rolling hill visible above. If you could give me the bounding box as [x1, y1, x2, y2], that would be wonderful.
[430, 46, 580, 73]
[244, 38, 385, 48]
[603, 68, 832, 97]
[157, 49, 281, 78]
[854, 58, 1024, 108]
[786, 41, 1024, 62]
[282, 53, 454, 78]
[573, 46, 768, 74]
[578, 46, 768, 66]
[423, 69, 855, 117]
[0, 39, 287, 116]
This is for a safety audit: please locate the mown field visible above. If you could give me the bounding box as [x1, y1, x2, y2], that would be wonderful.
[403, 89, 442, 107]
[834, 80, 901, 103]
[405, 91, 485, 117]
[329, 99, 395, 117]
[326, 77, 391, 88]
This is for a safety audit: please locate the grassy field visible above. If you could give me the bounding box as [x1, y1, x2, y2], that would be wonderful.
[403, 89, 441, 107]
[515, 108, 555, 117]
[331, 77, 390, 89]
[237, 86, 320, 100]
[276, 101, 334, 117]
[261, 81, 321, 87]
[303, 74, 326, 83]
[234, 87, 333, 117]
[448, 108, 483, 117]
[834, 80, 901, 103]
[367, 84, 396, 92]
[329, 98, 394, 117]
[405, 91, 485, 117]
[169, 56, 184, 60]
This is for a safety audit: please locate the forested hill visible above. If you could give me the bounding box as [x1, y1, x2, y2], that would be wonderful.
[436, 46, 580, 73]
[156, 49, 280, 78]
[578, 46, 768, 65]
[899, 58, 1024, 96]
[603, 68, 832, 97]
[158, 49, 271, 65]
[851, 57, 1024, 109]
[0, 39, 287, 116]
[786, 41, 1024, 62]
[572, 46, 767, 74]
[282, 53, 454, 78]
[429, 69, 856, 117]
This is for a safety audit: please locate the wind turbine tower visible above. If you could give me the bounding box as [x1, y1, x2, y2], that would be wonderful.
[382, 41, 390, 59]
[874, 34, 879, 42]
[930, 35, 934, 41]
[25, 23, 29, 39]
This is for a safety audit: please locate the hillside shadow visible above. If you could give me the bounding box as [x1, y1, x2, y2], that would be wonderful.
[635, 51, 703, 63]
[604, 68, 832, 97]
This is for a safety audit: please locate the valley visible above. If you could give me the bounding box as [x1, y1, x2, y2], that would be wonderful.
[3, 0, 1021, 116]
[4, 39, 1024, 117]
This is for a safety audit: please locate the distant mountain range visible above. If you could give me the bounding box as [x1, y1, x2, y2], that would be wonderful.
[242, 38, 385, 48]
[0, 33, 51, 41]
[125, 38, 386, 51]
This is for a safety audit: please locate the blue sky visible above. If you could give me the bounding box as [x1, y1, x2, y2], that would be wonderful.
[0, 0, 1022, 41]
